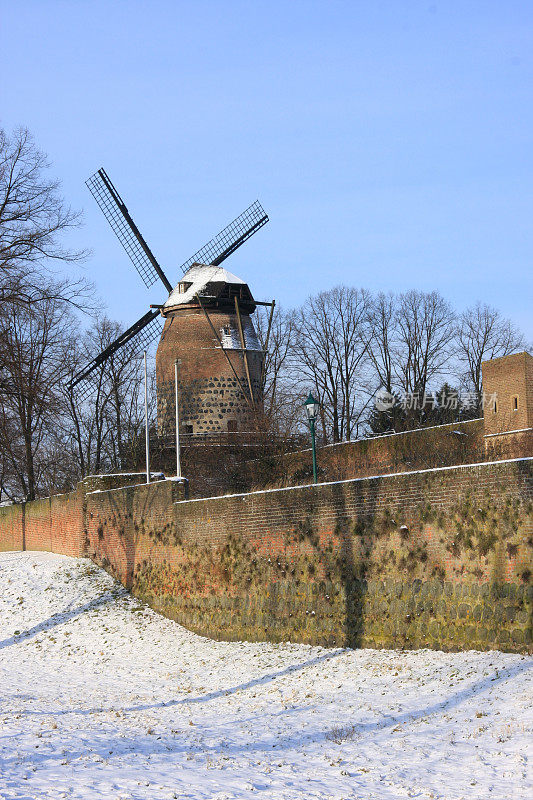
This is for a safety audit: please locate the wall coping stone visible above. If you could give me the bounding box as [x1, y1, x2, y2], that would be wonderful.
[289, 418, 484, 455]
[86, 476, 188, 497]
[484, 428, 533, 439]
[84, 472, 165, 479]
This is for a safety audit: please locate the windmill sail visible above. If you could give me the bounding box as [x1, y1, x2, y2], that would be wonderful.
[68, 309, 161, 400]
[178, 201, 268, 274]
[86, 168, 172, 292]
[69, 170, 269, 400]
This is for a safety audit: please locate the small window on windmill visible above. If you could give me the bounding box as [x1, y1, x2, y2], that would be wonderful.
[512, 396, 519, 411]
[178, 281, 192, 294]
[223, 324, 231, 336]
[493, 399, 498, 414]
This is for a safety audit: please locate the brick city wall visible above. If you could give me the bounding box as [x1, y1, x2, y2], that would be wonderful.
[157, 416, 530, 501]
[0, 501, 24, 552]
[0, 489, 84, 557]
[1, 460, 532, 653]
[280, 419, 486, 486]
[23, 491, 85, 557]
[277, 416, 533, 490]
[0, 474, 156, 557]
[84, 458, 533, 654]
[254, 352, 533, 492]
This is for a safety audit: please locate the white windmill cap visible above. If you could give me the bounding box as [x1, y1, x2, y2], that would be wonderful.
[163, 263, 247, 310]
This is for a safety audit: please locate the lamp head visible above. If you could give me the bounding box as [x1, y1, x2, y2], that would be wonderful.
[304, 392, 320, 422]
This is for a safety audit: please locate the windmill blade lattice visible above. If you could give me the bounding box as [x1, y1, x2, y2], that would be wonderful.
[86, 169, 171, 291]
[179, 201, 268, 274]
[68, 310, 162, 401]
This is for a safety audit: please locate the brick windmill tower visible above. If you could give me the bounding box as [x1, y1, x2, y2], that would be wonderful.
[156, 263, 264, 435]
[68, 169, 271, 437]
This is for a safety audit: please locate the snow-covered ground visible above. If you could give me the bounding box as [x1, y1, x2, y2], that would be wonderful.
[0, 552, 531, 800]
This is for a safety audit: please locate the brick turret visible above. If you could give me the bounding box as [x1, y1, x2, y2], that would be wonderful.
[482, 351, 533, 457]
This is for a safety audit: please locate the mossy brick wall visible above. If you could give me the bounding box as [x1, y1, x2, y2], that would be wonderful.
[84, 479, 188, 588]
[485, 428, 533, 461]
[85, 458, 533, 654]
[154, 415, 530, 499]
[1, 461, 532, 653]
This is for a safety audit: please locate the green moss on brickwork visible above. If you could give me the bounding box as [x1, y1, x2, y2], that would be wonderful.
[122, 490, 533, 653]
[2, 461, 531, 653]
[132, 568, 533, 653]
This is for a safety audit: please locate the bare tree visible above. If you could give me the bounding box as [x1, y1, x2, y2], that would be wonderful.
[458, 302, 525, 412]
[0, 286, 78, 500]
[365, 290, 458, 430]
[0, 126, 86, 298]
[0, 407, 23, 501]
[367, 292, 397, 394]
[0, 126, 96, 499]
[63, 321, 114, 478]
[295, 291, 341, 441]
[328, 286, 373, 438]
[254, 305, 300, 436]
[105, 340, 147, 471]
[393, 290, 456, 425]
[64, 317, 148, 478]
[294, 286, 373, 442]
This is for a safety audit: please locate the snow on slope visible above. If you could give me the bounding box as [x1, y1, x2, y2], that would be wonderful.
[0, 552, 531, 800]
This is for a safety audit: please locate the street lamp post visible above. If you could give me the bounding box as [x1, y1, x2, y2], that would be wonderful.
[144, 350, 150, 484]
[174, 359, 182, 479]
[304, 392, 320, 484]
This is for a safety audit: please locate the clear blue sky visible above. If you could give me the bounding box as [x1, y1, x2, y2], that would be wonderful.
[2, 1, 532, 340]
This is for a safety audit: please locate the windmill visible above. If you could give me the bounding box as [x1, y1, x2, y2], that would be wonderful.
[68, 168, 273, 436]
